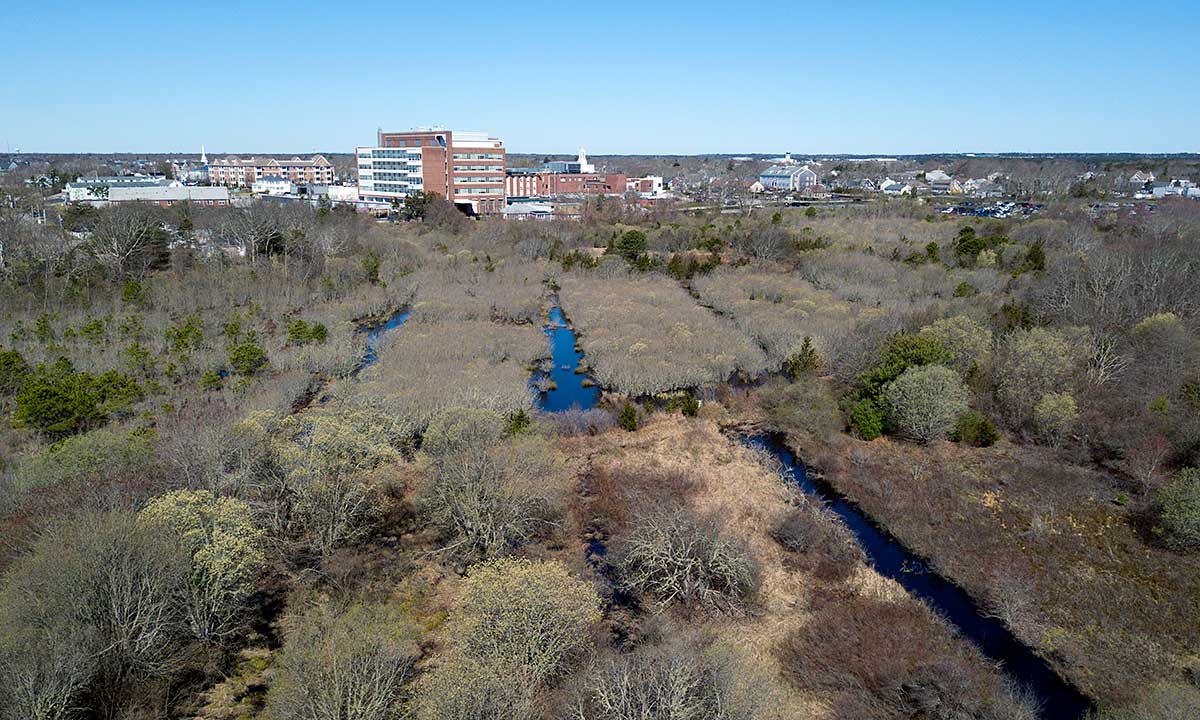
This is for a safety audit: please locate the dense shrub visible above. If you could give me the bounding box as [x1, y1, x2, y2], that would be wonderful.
[1154, 468, 1200, 551]
[994, 327, 1075, 424]
[618, 507, 758, 614]
[14, 427, 154, 492]
[783, 336, 822, 378]
[356, 318, 543, 437]
[0, 348, 29, 394]
[558, 274, 767, 395]
[849, 398, 883, 441]
[855, 333, 954, 402]
[448, 558, 601, 683]
[951, 410, 1000, 447]
[13, 360, 143, 436]
[691, 267, 860, 373]
[292, 475, 383, 558]
[883, 365, 969, 444]
[267, 603, 420, 720]
[918, 315, 992, 374]
[286, 319, 328, 345]
[544, 407, 617, 436]
[229, 338, 268, 375]
[1033, 392, 1079, 446]
[618, 401, 639, 431]
[235, 407, 401, 554]
[611, 229, 649, 262]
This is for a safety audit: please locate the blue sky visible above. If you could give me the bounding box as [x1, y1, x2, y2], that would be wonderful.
[2, 1, 1197, 155]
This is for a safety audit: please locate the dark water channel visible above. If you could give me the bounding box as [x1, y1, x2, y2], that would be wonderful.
[740, 433, 1092, 719]
[355, 308, 411, 373]
[535, 304, 601, 412]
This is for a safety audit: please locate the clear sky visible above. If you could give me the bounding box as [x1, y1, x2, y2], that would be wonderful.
[2, 0, 1197, 155]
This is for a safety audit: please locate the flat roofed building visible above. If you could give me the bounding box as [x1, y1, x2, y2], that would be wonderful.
[357, 128, 506, 215]
[505, 171, 627, 199]
[209, 155, 335, 187]
[66, 176, 177, 202]
[73, 185, 230, 207]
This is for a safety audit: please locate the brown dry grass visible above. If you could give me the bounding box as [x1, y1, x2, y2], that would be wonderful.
[565, 413, 1030, 719]
[788, 429, 1200, 707]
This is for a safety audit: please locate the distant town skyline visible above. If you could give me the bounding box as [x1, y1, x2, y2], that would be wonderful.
[3, 1, 1198, 155]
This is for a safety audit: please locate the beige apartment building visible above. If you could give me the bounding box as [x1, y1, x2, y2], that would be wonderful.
[208, 155, 335, 187]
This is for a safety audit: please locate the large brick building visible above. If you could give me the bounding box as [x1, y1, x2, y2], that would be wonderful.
[504, 148, 626, 200]
[208, 155, 335, 187]
[505, 170, 627, 198]
[357, 128, 506, 215]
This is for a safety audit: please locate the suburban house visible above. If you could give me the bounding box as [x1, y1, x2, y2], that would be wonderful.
[960, 178, 1003, 197]
[1129, 170, 1156, 186]
[925, 169, 962, 194]
[1152, 179, 1198, 198]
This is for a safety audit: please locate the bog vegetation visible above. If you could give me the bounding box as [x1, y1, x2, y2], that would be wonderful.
[0, 188, 1197, 719]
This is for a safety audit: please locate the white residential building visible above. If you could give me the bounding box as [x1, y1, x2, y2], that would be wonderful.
[252, 176, 296, 195]
[627, 175, 665, 197]
[758, 164, 818, 191]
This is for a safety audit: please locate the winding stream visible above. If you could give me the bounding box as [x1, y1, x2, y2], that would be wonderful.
[477, 295, 1088, 717]
[355, 308, 411, 373]
[741, 433, 1092, 719]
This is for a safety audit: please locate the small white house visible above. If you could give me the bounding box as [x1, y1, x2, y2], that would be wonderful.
[252, 176, 296, 195]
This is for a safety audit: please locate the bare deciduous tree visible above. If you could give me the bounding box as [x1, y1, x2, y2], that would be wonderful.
[88, 203, 162, 279]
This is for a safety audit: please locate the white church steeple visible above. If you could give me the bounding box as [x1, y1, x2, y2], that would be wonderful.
[576, 146, 595, 174]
